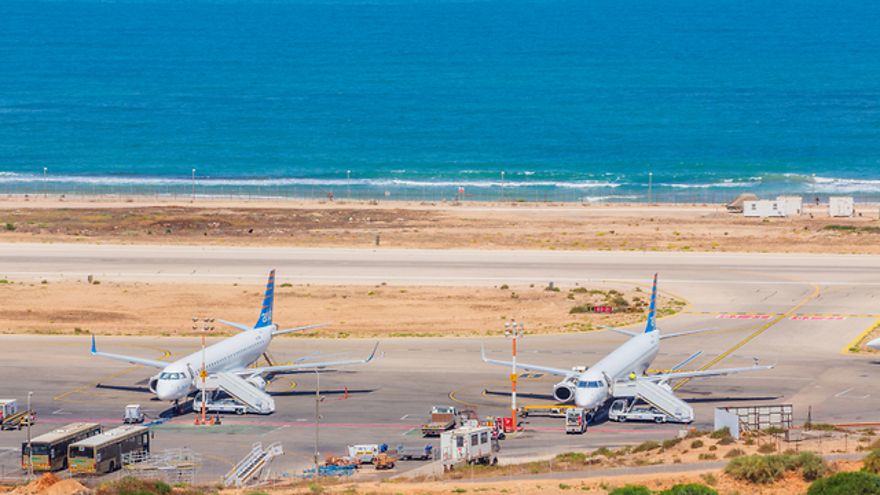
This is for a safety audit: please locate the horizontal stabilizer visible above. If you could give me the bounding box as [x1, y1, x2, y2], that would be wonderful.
[480, 344, 576, 377]
[273, 323, 330, 336]
[218, 320, 253, 332]
[90, 335, 167, 369]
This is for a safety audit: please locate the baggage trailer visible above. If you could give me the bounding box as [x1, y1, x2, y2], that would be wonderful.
[564, 408, 588, 434]
[421, 406, 459, 437]
[441, 426, 498, 471]
[395, 444, 433, 461]
[518, 404, 572, 418]
[1, 400, 34, 431]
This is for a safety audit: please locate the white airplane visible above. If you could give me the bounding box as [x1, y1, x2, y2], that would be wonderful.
[91, 270, 378, 404]
[482, 274, 772, 412]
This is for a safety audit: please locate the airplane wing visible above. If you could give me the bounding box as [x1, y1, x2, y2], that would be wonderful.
[480, 345, 577, 377]
[646, 364, 773, 383]
[599, 326, 639, 338]
[240, 343, 380, 376]
[90, 335, 167, 368]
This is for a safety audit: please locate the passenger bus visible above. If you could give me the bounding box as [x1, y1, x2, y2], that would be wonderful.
[21, 423, 102, 472]
[68, 425, 150, 474]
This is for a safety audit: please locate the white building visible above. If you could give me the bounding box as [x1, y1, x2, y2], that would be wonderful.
[829, 197, 854, 217]
[776, 196, 803, 216]
[743, 200, 786, 218]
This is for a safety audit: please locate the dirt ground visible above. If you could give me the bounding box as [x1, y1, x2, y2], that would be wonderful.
[0, 280, 681, 337]
[2, 197, 880, 253]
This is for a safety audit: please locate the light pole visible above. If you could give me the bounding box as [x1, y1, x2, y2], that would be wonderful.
[191, 168, 196, 202]
[648, 171, 653, 204]
[26, 391, 33, 478]
[314, 369, 322, 477]
[42, 167, 48, 198]
[346, 170, 351, 200]
[192, 317, 215, 425]
[504, 320, 524, 431]
[501, 171, 505, 201]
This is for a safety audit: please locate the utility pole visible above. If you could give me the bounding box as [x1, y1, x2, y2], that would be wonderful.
[504, 320, 524, 431]
[192, 317, 215, 426]
[648, 171, 653, 204]
[191, 168, 196, 203]
[346, 170, 351, 200]
[26, 391, 33, 479]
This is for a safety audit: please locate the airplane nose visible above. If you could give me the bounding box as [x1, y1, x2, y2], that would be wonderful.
[155, 381, 180, 401]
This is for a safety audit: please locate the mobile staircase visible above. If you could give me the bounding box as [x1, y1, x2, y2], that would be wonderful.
[200, 372, 275, 415]
[223, 442, 284, 487]
[610, 379, 694, 423]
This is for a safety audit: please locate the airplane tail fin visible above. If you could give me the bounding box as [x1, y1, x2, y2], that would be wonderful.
[255, 269, 276, 328]
[644, 273, 658, 333]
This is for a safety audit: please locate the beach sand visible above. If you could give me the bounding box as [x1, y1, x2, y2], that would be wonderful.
[1, 196, 880, 253]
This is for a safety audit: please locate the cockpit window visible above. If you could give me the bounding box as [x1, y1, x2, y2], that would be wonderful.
[576, 380, 604, 388]
[159, 372, 186, 380]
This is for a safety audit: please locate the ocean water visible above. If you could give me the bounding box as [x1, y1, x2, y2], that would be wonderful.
[1, 0, 879, 201]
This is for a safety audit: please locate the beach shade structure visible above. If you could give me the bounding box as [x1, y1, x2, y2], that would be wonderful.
[726, 193, 758, 213]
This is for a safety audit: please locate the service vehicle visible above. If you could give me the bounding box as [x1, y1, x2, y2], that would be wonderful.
[68, 425, 150, 474]
[123, 405, 144, 424]
[0, 400, 18, 422]
[421, 406, 458, 437]
[346, 444, 386, 464]
[517, 404, 572, 418]
[374, 452, 396, 470]
[21, 423, 102, 472]
[395, 444, 433, 461]
[1, 406, 34, 431]
[440, 426, 498, 470]
[192, 395, 248, 415]
[564, 407, 588, 434]
[608, 400, 668, 423]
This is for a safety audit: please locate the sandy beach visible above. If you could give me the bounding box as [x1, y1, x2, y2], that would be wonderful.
[1, 196, 880, 253]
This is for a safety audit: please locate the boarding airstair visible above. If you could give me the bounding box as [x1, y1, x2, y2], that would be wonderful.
[610, 379, 694, 423]
[223, 442, 284, 487]
[200, 372, 276, 415]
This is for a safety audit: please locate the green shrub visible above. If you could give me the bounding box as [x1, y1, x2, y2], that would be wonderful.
[555, 452, 587, 463]
[798, 452, 828, 481]
[710, 427, 731, 440]
[725, 448, 745, 459]
[4, 223, 14, 231]
[717, 436, 735, 446]
[662, 438, 683, 450]
[632, 440, 661, 453]
[690, 440, 704, 449]
[97, 477, 173, 495]
[609, 486, 651, 495]
[757, 443, 776, 453]
[864, 449, 880, 474]
[659, 484, 719, 495]
[725, 455, 786, 484]
[807, 471, 880, 495]
[686, 430, 709, 439]
[698, 453, 717, 460]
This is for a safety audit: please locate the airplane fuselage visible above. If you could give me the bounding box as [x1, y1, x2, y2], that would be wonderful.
[572, 330, 660, 410]
[153, 326, 274, 401]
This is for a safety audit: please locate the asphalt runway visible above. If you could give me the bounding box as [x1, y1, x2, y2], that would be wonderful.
[2, 244, 880, 482]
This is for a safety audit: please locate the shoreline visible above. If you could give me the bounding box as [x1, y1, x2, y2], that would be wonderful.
[1, 195, 880, 254]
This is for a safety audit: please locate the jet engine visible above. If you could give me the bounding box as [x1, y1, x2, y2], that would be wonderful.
[246, 376, 268, 390]
[148, 375, 160, 394]
[553, 381, 576, 403]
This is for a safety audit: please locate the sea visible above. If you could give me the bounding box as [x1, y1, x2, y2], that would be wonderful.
[1, 0, 879, 202]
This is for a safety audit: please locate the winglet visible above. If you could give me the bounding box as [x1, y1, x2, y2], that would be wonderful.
[365, 342, 380, 363]
[255, 269, 276, 328]
[644, 273, 658, 333]
[91, 335, 97, 354]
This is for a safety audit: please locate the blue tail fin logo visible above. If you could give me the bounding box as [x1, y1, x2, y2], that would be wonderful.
[256, 269, 276, 328]
[644, 273, 658, 333]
